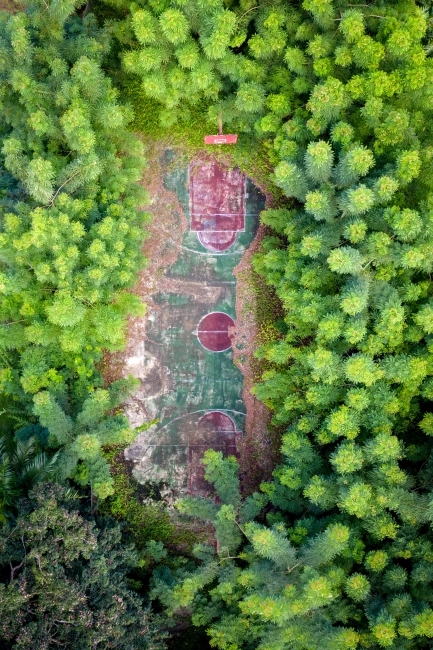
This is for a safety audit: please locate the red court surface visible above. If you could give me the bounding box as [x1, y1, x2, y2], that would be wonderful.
[197, 312, 234, 352]
[189, 160, 246, 243]
[188, 411, 241, 494]
[198, 411, 237, 433]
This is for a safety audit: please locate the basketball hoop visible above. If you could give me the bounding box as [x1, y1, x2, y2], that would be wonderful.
[204, 112, 238, 145]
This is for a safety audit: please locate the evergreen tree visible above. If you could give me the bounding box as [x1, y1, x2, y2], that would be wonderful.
[3, 0, 433, 646]
[102, 0, 298, 132]
[154, 451, 433, 650]
[0, 0, 146, 399]
[32, 378, 138, 499]
[0, 0, 147, 493]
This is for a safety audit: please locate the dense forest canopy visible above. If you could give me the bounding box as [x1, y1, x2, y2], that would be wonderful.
[0, 0, 147, 499]
[1, 0, 433, 648]
[0, 482, 166, 649]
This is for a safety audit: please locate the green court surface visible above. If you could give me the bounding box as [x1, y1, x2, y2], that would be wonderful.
[125, 151, 265, 498]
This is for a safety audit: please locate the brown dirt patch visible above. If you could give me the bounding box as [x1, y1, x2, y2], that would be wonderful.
[230, 224, 281, 496]
[227, 170, 284, 495]
[0, 0, 23, 12]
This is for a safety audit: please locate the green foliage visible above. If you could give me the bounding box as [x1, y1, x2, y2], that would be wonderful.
[153, 454, 361, 650]
[0, 0, 148, 495]
[247, 0, 433, 647]
[0, 433, 57, 522]
[0, 482, 166, 649]
[100, 444, 198, 551]
[0, 1, 147, 394]
[157, 448, 433, 648]
[3, 0, 433, 647]
[31, 379, 139, 499]
[101, 0, 303, 134]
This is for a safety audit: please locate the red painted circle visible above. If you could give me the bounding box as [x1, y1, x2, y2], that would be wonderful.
[197, 231, 237, 252]
[197, 312, 234, 352]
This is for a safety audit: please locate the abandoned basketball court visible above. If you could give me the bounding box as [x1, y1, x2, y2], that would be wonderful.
[121, 150, 265, 499]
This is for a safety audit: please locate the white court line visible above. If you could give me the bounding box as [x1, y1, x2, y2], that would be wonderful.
[147, 408, 246, 436]
[198, 411, 237, 431]
[161, 235, 244, 256]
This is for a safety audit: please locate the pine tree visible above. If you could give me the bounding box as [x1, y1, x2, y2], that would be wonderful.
[0, 0, 146, 495]
[0, 0, 146, 398]
[29, 378, 138, 499]
[103, 0, 300, 132]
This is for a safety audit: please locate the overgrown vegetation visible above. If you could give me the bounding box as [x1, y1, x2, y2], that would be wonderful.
[1, 0, 433, 648]
[101, 444, 200, 552]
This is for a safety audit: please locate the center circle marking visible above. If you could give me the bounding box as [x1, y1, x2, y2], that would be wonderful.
[197, 311, 234, 352]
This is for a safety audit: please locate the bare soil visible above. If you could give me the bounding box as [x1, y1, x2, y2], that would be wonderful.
[0, 0, 23, 11]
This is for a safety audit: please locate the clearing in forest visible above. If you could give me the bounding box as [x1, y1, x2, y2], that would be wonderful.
[109, 148, 269, 500]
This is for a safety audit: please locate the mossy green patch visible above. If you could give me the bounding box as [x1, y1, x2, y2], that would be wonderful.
[101, 445, 198, 552]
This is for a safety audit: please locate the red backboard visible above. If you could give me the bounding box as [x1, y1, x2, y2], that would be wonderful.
[204, 134, 238, 145]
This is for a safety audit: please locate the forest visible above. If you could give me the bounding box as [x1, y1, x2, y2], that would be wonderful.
[1, 0, 433, 648]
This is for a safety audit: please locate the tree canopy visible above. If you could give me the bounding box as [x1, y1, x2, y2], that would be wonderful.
[2, 0, 433, 648]
[0, 0, 147, 497]
[0, 482, 166, 649]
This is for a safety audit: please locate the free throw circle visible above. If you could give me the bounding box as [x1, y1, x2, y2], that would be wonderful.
[198, 411, 237, 434]
[197, 231, 237, 252]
